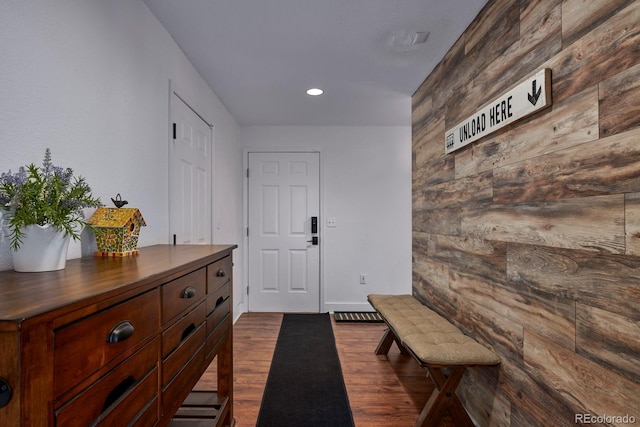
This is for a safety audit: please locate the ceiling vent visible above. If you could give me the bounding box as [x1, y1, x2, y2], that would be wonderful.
[388, 31, 430, 51]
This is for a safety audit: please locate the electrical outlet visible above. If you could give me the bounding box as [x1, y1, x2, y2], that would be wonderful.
[327, 217, 337, 227]
[360, 274, 367, 285]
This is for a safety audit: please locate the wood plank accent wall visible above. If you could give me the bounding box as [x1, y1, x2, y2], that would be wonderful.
[411, 0, 640, 425]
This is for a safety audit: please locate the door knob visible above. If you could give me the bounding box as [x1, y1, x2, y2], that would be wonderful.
[307, 236, 319, 245]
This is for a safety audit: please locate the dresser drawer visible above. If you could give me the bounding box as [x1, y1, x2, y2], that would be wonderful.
[54, 289, 159, 398]
[206, 315, 230, 360]
[163, 345, 207, 419]
[129, 396, 159, 427]
[162, 301, 207, 358]
[55, 339, 159, 427]
[206, 281, 230, 317]
[207, 256, 232, 292]
[162, 268, 206, 324]
[162, 322, 206, 386]
[207, 298, 230, 336]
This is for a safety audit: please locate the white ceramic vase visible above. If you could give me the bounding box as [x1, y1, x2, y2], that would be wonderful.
[12, 224, 71, 272]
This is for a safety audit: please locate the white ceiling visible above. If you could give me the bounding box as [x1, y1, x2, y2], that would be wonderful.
[143, 0, 488, 126]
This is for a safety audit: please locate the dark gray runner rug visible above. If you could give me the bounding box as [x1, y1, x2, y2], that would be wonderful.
[256, 313, 355, 427]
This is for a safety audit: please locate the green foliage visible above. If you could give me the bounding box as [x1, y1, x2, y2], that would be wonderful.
[0, 149, 102, 250]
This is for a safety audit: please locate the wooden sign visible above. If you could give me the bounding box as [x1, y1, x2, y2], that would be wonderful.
[445, 68, 552, 154]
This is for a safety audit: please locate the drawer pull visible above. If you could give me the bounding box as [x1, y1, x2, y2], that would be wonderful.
[107, 321, 135, 343]
[217, 269, 226, 278]
[181, 286, 197, 299]
[215, 296, 225, 308]
[102, 376, 135, 412]
[181, 323, 196, 341]
[0, 378, 12, 409]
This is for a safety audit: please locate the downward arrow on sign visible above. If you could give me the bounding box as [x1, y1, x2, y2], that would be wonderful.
[528, 79, 542, 105]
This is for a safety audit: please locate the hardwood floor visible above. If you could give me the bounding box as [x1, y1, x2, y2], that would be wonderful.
[197, 312, 453, 426]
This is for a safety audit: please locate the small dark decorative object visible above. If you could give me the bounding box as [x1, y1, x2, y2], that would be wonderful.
[111, 193, 128, 208]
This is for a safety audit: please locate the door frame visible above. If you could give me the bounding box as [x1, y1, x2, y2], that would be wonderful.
[242, 148, 324, 313]
[168, 79, 215, 245]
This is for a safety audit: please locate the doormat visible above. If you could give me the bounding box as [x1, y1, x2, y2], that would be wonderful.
[334, 311, 384, 323]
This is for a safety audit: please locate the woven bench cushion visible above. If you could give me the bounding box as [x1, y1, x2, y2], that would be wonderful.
[368, 294, 500, 366]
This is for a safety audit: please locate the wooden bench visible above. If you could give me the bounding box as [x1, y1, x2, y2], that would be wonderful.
[367, 294, 500, 427]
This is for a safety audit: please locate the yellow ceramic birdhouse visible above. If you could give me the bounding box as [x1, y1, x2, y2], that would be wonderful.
[88, 207, 146, 257]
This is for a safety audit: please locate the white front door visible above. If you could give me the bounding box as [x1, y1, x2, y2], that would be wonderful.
[169, 92, 212, 244]
[248, 152, 320, 312]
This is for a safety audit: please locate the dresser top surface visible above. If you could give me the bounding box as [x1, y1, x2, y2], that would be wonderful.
[0, 244, 236, 323]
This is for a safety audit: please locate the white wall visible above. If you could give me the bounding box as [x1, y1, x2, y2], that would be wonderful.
[0, 0, 244, 307]
[0, 1, 410, 315]
[241, 126, 412, 312]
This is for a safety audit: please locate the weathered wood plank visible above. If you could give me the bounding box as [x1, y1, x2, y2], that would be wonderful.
[507, 243, 640, 321]
[412, 255, 450, 293]
[413, 33, 470, 115]
[455, 85, 599, 179]
[546, 0, 640, 103]
[412, 231, 430, 258]
[413, 113, 446, 170]
[462, 194, 625, 254]
[626, 192, 640, 256]
[413, 150, 454, 188]
[457, 370, 509, 427]
[520, 0, 562, 36]
[500, 356, 577, 427]
[506, 243, 577, 299]
[414, 171, 493, 211]
[446, 3, 562, 129]
[450, 270, 575, 350]
[412, 93, 434, 151]
[412, 208, 461, 236]
[443, 0, 527, 128]
[561, 0, 636, 47]
[465, 0, 519, 58]
[438, 275, 524, 362]
[413, 258, 450, 292]
[429, 234, 507, 286]
[524, 329, 640, 420]
[413, 271, 458, 318]
[599, 62, 640, 137]
[493, 126, 640, 204]
[576, 303, 640, 383]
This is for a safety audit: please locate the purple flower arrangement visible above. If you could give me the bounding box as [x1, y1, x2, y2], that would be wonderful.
[0, 149, 102, 250]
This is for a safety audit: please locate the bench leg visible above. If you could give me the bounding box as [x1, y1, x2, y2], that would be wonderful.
[375, 328, 396, 355]
[375, 328, 410, 355]
[414, 366, 474, 427]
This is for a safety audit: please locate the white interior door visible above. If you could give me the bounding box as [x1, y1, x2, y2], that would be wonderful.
[248, 152, 320, 312]
[169, 92, 212, 244]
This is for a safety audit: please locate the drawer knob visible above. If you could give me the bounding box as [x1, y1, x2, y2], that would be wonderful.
[181, 286, 197, 299]
[107, 321, 135, 343]
[215, 296, 225, 308]
[217, 269, 226, 278]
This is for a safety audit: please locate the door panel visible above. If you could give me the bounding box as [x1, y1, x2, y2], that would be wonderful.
[170, 93, 212, 245]
[248, 152, 320, 312]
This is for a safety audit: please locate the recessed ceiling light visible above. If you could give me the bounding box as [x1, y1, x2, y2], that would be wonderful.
[306, 88, 324, 96]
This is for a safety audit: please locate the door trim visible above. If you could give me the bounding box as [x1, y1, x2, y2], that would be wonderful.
[242, 148, 323, 313]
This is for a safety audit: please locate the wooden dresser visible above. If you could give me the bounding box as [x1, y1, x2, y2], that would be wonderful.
[0, 244, 236, 427]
